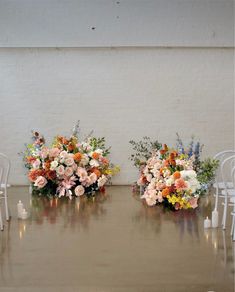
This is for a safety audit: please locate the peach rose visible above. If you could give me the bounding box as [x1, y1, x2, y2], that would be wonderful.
[34, 176, 47, 189]
[56, 165, 65, 176]
[65, 156, 74, 166]
[74, 185, 85, 197]
[49, 148, 60, 158]
[89, 173, 97, 184]
[64, 167, 74, 177]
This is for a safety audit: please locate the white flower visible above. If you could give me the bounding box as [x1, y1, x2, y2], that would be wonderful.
[180, 170, 197, 180]
[146, 174, 152, 182]
[65, 156, 74, 166]
[95, 149, 103, 154]
[90, 159, 99, 167]
[166, 177, 174, 187]
[145, 195, 157, 206]
[98, 175, 107, 187]
[80, 154, 89, 166]
[50, 160, 58, 170]
[74, 185, 85, 197]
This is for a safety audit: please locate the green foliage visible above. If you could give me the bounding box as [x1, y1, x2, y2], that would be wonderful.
[197, 158, 219, 185]
[129, 136, 162, 168]
[89, 137, 111, 156]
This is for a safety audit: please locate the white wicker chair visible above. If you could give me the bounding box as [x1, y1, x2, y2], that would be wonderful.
[0, 153, 10, 222]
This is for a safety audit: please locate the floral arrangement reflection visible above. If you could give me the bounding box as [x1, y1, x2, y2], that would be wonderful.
[28, 192, 109, 230]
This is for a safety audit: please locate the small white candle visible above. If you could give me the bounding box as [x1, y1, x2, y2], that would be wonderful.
[21, 209, 28, 220]
[204, 216, 211, 228]
[17, 200, 24, 219]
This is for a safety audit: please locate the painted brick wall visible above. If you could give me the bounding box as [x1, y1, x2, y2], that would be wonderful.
[0, 47, 234, 185]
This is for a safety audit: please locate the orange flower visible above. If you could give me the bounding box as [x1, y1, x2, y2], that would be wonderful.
[28, 169, 45, 182]
[169, 159, 176, 166]
[67, 143, 75, 152]
[173, 171, 181, 180]
[74, 152, 82, 162]
[163, 144, 168, 151]
[90, 167, 101, 178]
[46, 170, 56, 180]
[162, 188, 170, 197]
[92, 152, 100, 160]
[27, 156, 36, 164]
[160, 149, 166, 155]
[44, 160, 51, 171]
[62, 138, 69, 145]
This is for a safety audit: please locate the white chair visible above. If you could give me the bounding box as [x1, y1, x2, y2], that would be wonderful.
[0, 167, 4, 230]
[220, 155, 235, 230]
[0, 153, 10, 221]
[213, 150, 235, 214]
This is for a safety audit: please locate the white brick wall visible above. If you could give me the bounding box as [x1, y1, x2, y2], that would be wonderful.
[0, 47, 234, 185]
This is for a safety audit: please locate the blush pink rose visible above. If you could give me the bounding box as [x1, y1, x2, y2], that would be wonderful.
[64, 167, 74, 177]
[49, 148, 60, 158]
[40, 147, 49, 159]
[76, 167, 88, 182]
[74, 185, 85, 197]
[64, 156, 74, 166]
[89, 173, 97, 184]
[34, 176, 47, 189]
[56, 165, 65, 176]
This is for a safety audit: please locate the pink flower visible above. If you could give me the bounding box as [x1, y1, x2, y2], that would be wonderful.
[156, 182, 165, 190]
[65, 156, 74, 166]
[34, 176, 47, 189]
[32, 159, 41, 169]
[175, 178, 189, 191]
[76, 167, 88, 182]
[56, 165, 65, 176]
[40, 147, 49, 159]
[64, 167, 74, 177]
[89, 173, 97, 184]
[74, 185, 85, 197]
[189, 197, 198, 209]
[49, 148, 60, 158]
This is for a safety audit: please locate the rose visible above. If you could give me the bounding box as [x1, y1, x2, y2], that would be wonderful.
[65, 156, 74, 166]
[98, 175, 107, 187]
[32, 159, 41, 169]
[34, 176, 47, 189]
[80, 154, 89, 166]
[50, 160, 58, 170]
[49, 148, 60, 158]
[90, 159, 99, 168]
[56, 165, 65, 176]
[74, 185, 85, 197]
[40, 147, 49, 159]
[64, 167, 74, 177]
[89, 173, 97, 184]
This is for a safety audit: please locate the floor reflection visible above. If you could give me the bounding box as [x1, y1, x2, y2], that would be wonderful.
[26, 193, 109, 231]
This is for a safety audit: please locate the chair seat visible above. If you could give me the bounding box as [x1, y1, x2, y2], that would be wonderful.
[0, 183, 10, 188]
[213, 182, 234, 189]
[221, 189, 235, 197]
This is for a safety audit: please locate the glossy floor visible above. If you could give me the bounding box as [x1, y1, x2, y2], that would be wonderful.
[0, 186, 234, 292]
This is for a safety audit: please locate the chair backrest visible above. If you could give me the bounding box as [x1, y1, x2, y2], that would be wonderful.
[221, 155, 235, 192]
[214, 150, 235, 188]
[0, 153, 10, 190]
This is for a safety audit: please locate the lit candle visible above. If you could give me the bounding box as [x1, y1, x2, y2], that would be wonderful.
[204, 216, 211, 228]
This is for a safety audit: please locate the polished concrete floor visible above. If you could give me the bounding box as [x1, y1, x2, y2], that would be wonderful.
[0, 186, 234, 292]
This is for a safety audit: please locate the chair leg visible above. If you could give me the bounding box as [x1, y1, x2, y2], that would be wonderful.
[231, 215, 235, 236]
[222, 198, 227, 230]
[4, 189, 9, 221]
[0, 207, 3, 231]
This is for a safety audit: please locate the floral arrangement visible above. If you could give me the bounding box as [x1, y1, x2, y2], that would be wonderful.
[130, 134, 219, 210]
[22, 122, 119, 199]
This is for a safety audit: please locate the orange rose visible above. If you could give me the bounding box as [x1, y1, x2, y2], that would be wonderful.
[46, 170, 56, 180]
[28, 169, 45, 182]
[67, 143, 75, 152]
[74, 152, 82, 162]
[90, 168, 101, 178]
[173, 171, 181, 180]
[100, 157, 109, 165]
[162, 188, 170, 197]
[160, 149, 166, 155]
[92, 152, 100, 160]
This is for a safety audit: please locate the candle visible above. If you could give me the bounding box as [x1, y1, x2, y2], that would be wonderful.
[212, 209, 219, 228]
[21, 209, 28, 220]
[204, 216, 211, 228]
[17, 200, 24, 219]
